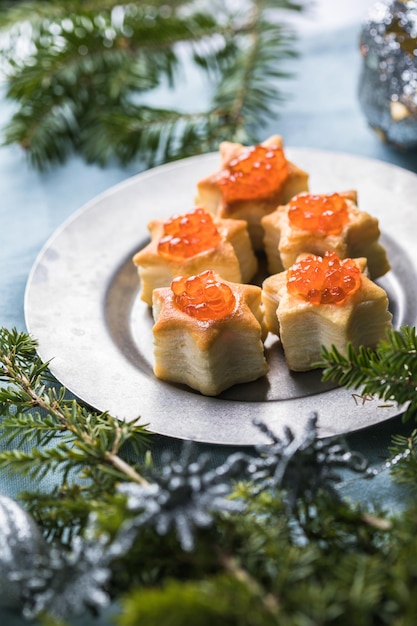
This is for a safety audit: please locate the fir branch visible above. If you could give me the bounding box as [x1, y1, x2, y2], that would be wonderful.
[318, 326, 417, 422]
[7, 324, 417, 624]
[0, 412, 65, 447]
[0, 444, 95, 484]
[0, 325, 416, 625]
[213, 1, 300, 131]
[0, 0, 199, 28]
[0, 0, 306, 169]
[0, 328, 150, 488]
[19, 485, 108, 542]
[387, 430, 417, 491]
[114, 488, 395, 626]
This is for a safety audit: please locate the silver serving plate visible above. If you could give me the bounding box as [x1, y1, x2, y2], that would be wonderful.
[24, 149, 417, 445]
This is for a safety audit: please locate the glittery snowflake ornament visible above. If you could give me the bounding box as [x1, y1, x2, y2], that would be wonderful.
[249, 413, 369, 510]
[18, 535, 112, 620]
[116, 441, 247, 552]
[359, 0, 417, 148]
[0, 494, 112, 620]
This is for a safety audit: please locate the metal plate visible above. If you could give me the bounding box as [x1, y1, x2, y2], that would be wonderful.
[24, 149, 417, 445]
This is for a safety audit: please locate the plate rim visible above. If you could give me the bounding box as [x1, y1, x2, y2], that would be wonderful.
[24, 147, 414, 446]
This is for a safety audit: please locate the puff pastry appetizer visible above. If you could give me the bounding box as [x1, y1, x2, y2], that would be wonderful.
[152, 270, 268, 395]
[133, 207, 258, 306]
[195, 135, 309, 250]
[262, 252, 392, 371]
[262, 190, 390, 279]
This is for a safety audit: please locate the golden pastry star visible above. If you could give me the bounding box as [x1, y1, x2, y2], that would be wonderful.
[152, 274, 268, 396]
[262, 190, 390, 279]
[195, 134, 309, 250]
[133, 212, 258, 306]
[262, 256, 393, 372]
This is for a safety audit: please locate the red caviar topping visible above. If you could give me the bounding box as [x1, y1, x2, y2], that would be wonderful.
[158, 208, 221, 261]
[171, 270, 236, 321]
[288, 193, 349, 235]
[286, 252, 361, 305]
[214, 145, 289, 203]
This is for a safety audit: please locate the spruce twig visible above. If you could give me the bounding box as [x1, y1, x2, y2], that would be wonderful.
[4, 325, 417, 624]
[0, 328, 150, 486]
[0, 0, 305, 169]
[318, 326, 417, 422]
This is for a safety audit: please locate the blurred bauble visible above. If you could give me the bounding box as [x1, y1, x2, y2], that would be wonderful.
[0, 494, 47, 609]
[359, 0, 417, 149]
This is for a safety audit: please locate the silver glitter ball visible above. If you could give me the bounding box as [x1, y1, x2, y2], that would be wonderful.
[359, 0, 417, 148]
[0, 494, 47, 608]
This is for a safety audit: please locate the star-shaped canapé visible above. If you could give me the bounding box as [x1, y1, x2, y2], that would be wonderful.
[133, 208, 258, 305]
[262, 190, 390, 279]
[152, 270, 268, 395]
[195, 135, 309, 250]
[262, 252, 392, 372]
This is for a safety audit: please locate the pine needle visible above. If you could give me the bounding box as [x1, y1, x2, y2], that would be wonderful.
[319, 326, 417, 422]
[0, 0, 306, 168]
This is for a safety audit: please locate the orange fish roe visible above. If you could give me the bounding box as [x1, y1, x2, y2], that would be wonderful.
[214, 145, 289, 203]
[171, 270, 236, 321]
[286, 252, 361, 305]
[288, 193, 349, 235]
[158, 208, 221, 261]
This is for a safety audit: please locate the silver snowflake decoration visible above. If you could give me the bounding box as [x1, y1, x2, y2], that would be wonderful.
[12, 534, 112, 620]
[248, 412, 369, 510]
[115, 441, 248, 552]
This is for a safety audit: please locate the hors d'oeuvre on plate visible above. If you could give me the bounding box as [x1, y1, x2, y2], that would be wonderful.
[262, 190, 390, 279]
[262, 251, 392, 372]
[133, 207, 258, 305]
[195, 135, 309, 250]
[152, 270, 268, 396]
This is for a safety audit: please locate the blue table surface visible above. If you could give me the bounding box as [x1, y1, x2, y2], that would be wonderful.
[1, 16, 417, 625]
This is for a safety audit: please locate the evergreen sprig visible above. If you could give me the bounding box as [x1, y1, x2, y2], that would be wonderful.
[4, 325, 417, 624]
[0, 327, 150, 497]
[0, 0, 305, 169]
[319, 325, 417, 422]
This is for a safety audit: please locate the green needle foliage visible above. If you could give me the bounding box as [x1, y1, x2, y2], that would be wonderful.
[0, 0, 305, 169]
[319, 325, 417, 422]
[4, 325, 417, 624]
[0, 327, 151, 536]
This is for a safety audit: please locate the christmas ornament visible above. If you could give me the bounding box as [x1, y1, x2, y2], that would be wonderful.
[0, 493, 111, 619]
[116, 441, 247, 553]
[249, 413, 369, 510]
[359, 0, 417, 148]
[0, 494, 48, 609]
[19, 534, 112, 621]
